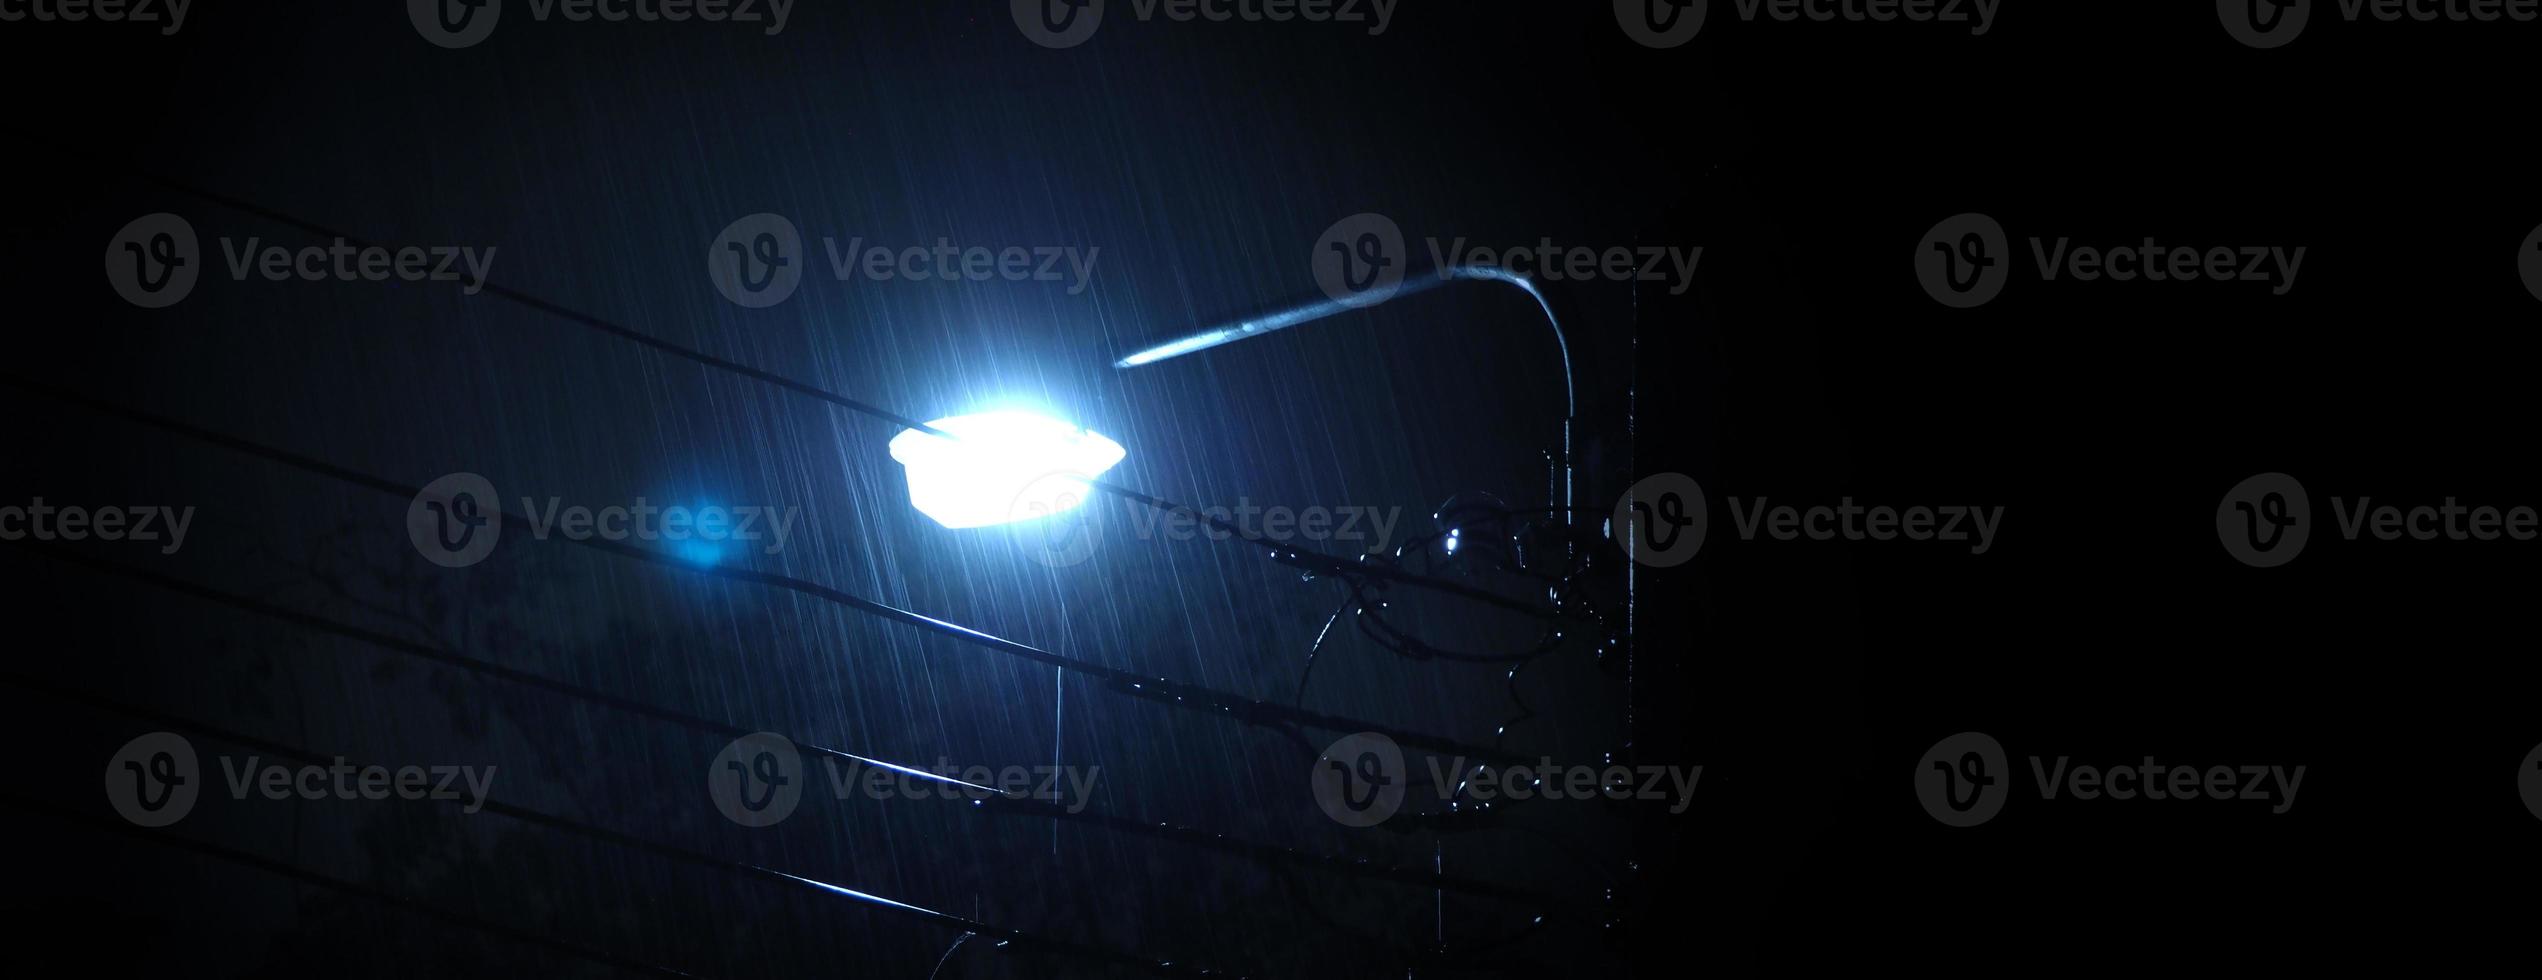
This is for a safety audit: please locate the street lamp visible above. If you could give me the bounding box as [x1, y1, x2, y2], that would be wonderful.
[885, 410, 1127, 529]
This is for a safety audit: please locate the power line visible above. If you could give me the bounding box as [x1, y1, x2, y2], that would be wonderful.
[139, 177, 951, 441]
[77, 175, 1620, 973]
[6, 671, 1236, 978]
[0, 794, 711, 980]
[6, 538, 1575, 910]
[0, 373, 1525, 770]
[140, 174, 1559, 622]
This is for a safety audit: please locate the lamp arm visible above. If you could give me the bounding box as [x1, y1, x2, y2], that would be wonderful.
[1112, 265, 1581, 520]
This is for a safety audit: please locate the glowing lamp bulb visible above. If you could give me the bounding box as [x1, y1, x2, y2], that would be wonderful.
[887, 411, 1127, 529]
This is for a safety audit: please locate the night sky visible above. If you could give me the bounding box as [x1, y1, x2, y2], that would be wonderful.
[6, 2, 2539, 977]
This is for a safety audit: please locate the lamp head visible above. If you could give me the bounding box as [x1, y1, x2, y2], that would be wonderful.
[887, 410, 1127, 529]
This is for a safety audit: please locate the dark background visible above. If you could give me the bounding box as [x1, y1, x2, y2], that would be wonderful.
[3, 1, 2533, 975]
